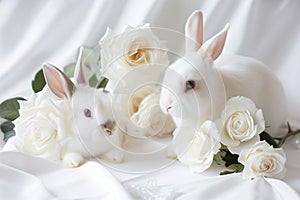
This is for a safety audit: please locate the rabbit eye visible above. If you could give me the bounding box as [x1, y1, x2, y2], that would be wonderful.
[186, 80, 196, 90]
[84, 109, 92, 118]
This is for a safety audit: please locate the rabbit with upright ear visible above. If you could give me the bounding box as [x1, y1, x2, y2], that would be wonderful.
[160, 10, 286, 137]
[16, 47, 124, 167]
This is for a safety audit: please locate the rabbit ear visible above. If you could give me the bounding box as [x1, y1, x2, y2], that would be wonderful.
[43, 63, 75, 100]
[185, 10, 203, 52]
[202, 24, 229, 60]
[74, 46, 88, 85]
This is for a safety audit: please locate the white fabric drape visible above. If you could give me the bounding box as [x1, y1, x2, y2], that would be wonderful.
[1, 137, 300, 199]
[0, 0, 300, 199]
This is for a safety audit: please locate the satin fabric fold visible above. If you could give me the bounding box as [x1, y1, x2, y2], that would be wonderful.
[0, 149, 132, 199]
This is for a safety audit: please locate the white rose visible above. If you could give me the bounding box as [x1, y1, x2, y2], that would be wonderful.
[14, 88, 74, 160]
[178, 121, 221, 173]
[129, 86, 175, 137]
[218, 96, 265, 154]
[99, 24, 169, 90]
[238, 141, 286, 179]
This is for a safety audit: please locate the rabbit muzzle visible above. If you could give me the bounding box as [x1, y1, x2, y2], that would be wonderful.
[100, 120, 116, 136]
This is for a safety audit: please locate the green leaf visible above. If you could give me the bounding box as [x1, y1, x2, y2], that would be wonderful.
[219, 143, 228, 151]
[3, 130, 16, 142]
[32, 69, 46, 93]
[260, 131, 279, 148]
[97, 77, 109, 89]
[223, 150, 239, 167]
[220, 164, 244, 175]
[220, 170, 235, 175]
[89, 74, 100, 88]
[0, 97, 25, 121]
[0, 121, 15, 133]
[214, 144, 239, 167]
[63, 63, 76, 77]
[80, 46, 99, 71]
[214, 144, 244, 176]
[214, 151, 225, 165]
[1, 121, 16, 142]
[231, 163, 244, 172]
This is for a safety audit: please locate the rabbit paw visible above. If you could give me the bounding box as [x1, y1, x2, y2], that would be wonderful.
[63, 153, 84, 168]
[100, 149, 124, 163]
[166, 146, 177, 159]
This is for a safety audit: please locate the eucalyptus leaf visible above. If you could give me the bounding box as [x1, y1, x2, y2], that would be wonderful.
[0, 97, 25, 121]
[3, 130, 16, 142]
[0, 121, 15, 133]
[32, 68, 46, 93]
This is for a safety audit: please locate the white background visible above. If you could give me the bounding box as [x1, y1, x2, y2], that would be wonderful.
[0, 0, 299, 128]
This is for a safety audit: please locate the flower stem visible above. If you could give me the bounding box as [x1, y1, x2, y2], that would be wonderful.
[278, 122, 300, 147]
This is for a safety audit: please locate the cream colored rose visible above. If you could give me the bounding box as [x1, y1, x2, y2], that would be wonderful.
[219, 96, 265, 154]
[14, 88, 74, 160]
[129, 86, 175, 137]
[238, 141, 286, 179]
[178, 121, 221, 173]
[99, 24, 169, 90]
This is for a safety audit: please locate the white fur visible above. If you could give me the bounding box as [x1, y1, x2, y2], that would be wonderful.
[43, 47, 124, 167]
[160, 10, 286, 137]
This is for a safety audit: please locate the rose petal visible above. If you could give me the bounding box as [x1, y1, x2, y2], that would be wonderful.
[239, 141, 286, 179]
[228, 134, 260, 154]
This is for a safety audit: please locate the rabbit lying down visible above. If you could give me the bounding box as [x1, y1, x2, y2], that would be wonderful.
[14, 48, 124, 167]
[160, 10, 286, 137]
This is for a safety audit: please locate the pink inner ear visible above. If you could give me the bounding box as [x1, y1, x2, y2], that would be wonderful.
[203, 25, 229, 60]
[47, 72, 69, 99]
[210, 31, 227, 60]
[185, 10, 203, 51]
[44, 65, 74, 99]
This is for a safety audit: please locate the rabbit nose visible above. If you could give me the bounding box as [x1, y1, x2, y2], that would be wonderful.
[166, 105, 172, 112]
[101, 120, 115, 136]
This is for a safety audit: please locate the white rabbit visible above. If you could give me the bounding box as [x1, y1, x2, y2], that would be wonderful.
[160, 10, 286, 137]
[42, 47, 124, 167]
